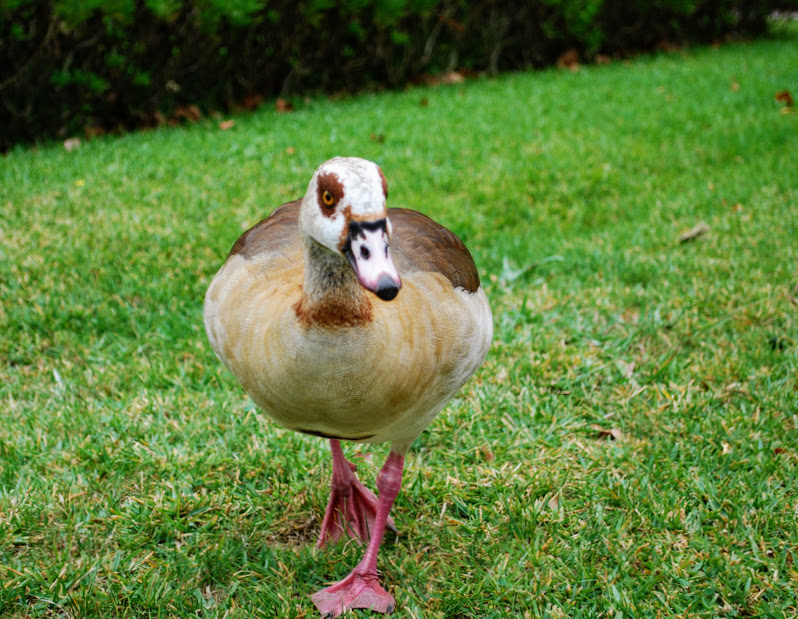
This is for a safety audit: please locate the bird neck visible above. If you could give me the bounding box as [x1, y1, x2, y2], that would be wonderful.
[294, 236, 373, 327]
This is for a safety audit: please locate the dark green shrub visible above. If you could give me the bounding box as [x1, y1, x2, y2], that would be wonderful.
[0, 0, 788, 150]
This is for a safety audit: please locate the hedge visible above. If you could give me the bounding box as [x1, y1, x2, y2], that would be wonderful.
[0, 0, 789, 150]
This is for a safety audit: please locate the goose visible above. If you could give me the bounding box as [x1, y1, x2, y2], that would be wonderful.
[204, 157, 492, 617]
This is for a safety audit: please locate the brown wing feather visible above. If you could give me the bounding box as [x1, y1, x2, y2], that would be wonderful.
[224, 202, 480, 293]
[388, 208, 480, 293]
[227, 199, 302, 260]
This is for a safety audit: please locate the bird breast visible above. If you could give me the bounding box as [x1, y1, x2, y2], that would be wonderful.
[204, 251, 491, 447]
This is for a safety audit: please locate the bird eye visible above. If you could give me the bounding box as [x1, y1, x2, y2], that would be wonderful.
[322, 190, 335, 207]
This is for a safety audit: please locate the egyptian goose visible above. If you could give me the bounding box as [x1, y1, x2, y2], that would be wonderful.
[204, 157, 492, 617]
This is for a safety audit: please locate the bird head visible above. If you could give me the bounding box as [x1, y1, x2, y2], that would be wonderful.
[299, 157, 402, 301]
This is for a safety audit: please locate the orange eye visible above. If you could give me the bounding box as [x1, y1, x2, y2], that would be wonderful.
[322, 190, 335, 206]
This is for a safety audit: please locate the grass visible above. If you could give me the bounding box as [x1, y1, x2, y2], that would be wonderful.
[2, 23, 797, 619]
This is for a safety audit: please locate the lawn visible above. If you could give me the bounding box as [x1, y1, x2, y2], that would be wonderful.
[1, 23, 797, 619]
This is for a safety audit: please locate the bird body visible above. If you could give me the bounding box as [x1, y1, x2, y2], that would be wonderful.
[204, 157, 492, 616]
[205, 201, 491, 450]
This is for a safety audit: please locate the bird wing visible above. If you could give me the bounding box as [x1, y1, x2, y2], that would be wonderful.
[387, 208, 481, 293]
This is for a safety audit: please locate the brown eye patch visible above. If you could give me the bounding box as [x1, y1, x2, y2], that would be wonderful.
[317, 172, 344, 216]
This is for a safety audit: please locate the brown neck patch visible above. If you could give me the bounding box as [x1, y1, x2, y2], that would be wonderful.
[294, 238, 374, 328]
[294, 291, 373, 328]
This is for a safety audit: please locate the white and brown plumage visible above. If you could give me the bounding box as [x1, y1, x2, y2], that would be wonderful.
[204, 157, 492, 617]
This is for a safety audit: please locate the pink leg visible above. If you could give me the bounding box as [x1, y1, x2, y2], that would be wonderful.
[317, 440, 395, 547]
[312, 451, 405, 618]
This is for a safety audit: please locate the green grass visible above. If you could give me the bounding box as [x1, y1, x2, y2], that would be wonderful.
[2, 24, 797, 619]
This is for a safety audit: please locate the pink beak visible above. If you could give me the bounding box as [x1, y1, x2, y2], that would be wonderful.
[345, 220, 402, 301]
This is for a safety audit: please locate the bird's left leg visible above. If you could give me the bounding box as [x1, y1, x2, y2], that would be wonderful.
[312, 450, 405, 617]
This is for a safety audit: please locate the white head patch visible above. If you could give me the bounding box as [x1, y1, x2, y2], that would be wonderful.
[299, 157, 388, 253]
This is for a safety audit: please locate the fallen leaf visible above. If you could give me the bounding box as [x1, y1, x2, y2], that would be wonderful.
[219, 120, 235, 131]
[730, 81, 740, 92]
[547, 495, 559, 511]
[275, 98, 294, 113]
[437, 14, 465, 33]
[63, 138, 81, 152]
[242, 93, 263, 110]
[592, 425, 621, 441]
[721, 442, 732, 455]
[285, 146, 296, 155]
[774, 447, 785, 455]
[84, 124, 105, 138]
[556, 49, 580, 70]
[775, 90, 794, 107]
[175, 105, 202, 122]
[441, 70, 465, 84]
[421, 71, 465, 86]
[619, 360, 635, 379]
[656, 38, 681, 52]
[679, 222, 710, 244]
